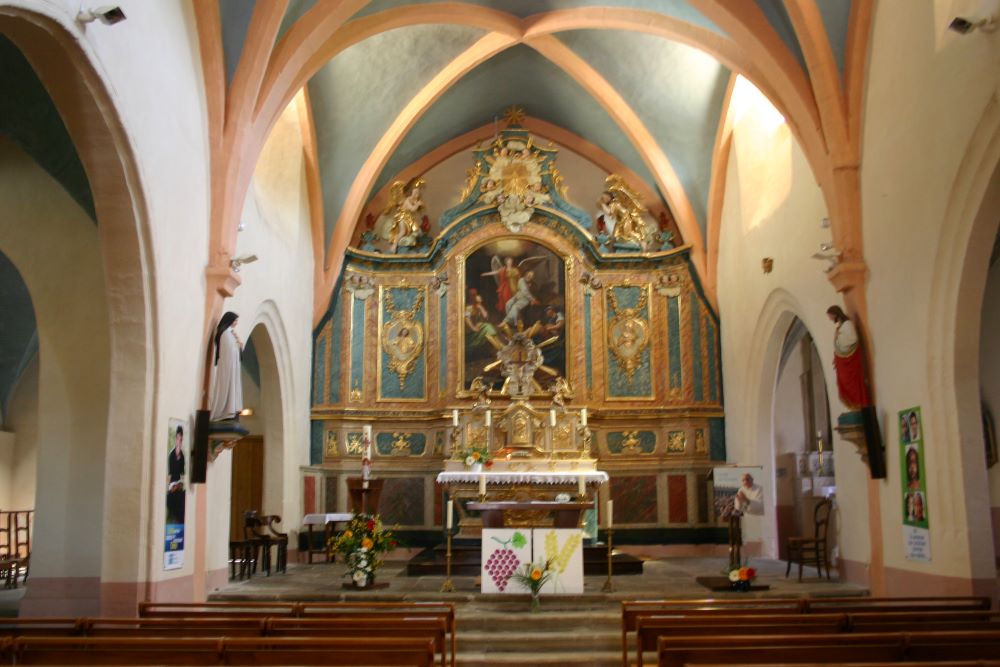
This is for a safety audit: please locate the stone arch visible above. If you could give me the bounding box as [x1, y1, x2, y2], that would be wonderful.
[925, 95, 1000, 593]
[0, 5, 155, 615]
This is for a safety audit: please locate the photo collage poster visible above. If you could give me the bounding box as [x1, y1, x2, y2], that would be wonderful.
[899, 406, 931, 561]
[164, 417, 188, 570]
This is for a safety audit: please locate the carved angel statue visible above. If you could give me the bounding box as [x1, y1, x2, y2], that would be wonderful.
[470, 375, 491, 408]
[374, 177, 425, 253]
[550, 376, 574, 409]
[597, 175, 652, 250]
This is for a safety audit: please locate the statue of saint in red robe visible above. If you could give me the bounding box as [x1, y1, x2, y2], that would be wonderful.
[827, 305, 870, 409]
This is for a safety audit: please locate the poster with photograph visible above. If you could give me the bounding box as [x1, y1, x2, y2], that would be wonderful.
[713, 466, 765, 518]
[899, 406, 930, 561]
[164, 417, 188, 570]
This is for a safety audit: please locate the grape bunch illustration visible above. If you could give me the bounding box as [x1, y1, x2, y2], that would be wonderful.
[483, 531, 527, 591]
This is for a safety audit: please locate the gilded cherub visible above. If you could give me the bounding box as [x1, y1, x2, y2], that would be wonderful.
[598, 175, 651, 250]
[470, 375, 491, 408]
[374, 177, 425, 252]
[550, 376, 574, 409]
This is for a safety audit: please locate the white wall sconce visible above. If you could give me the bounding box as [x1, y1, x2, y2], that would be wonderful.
[230, 254, 258, 272]
[77, 5, 126, 25]
[949, 15, 997, 34]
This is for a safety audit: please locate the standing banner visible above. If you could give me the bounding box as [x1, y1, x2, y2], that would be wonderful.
[899, 406, 930, 561]
[164, 417, 188, 570]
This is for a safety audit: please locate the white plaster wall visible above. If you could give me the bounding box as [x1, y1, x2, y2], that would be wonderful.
[0, 138, 110, 579]
[861, 0, 1000, 583]
[716, 83, 870, 565]
[4, 355, 38, 511]
[774, 344, 807, 458]
[202, 97, 314, 578]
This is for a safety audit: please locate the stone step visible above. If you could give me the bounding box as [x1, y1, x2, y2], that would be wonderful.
[458, 629, 619, 652]
[457, 649, 622, 667]
[458, 609, 619, 632]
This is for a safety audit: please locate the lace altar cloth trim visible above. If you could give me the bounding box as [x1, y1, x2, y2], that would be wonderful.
[436, 471, 609, 485]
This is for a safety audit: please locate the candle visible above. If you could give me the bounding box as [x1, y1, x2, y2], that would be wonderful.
[452, 409, 459, 427]
[580, 408, 588, 427]
[446, 500, 453, 530]
[478, 474, 487, 497]
[549, 409, 556, 427]
[363, 424, 372, 441]
[485, 410, 492, 427]
[362, 479, 369, 490]
[578, 475, 586, 497]
[606, 499, 614, 528]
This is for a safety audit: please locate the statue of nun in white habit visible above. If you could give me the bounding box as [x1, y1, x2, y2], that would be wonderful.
[209, 311, 243, 421]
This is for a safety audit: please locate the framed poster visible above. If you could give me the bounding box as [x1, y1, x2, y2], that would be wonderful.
[536, 528, 583, 594]
[899, 406, 931, 561]
[164, 417, 188, 570]
[462, 238, 566, 391]
[713, 466, 765, 518]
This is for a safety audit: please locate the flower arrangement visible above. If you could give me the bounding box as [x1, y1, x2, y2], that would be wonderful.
[459, 443, 492, 469]
[728, 564, 757, 591]
[508, 559, 553, 611]
[328, 513, 398, 588]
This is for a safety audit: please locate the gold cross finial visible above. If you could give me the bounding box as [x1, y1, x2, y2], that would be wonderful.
[503, 106, 525, 126]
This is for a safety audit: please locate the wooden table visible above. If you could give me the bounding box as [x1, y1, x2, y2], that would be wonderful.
[301, 513, 353, 563]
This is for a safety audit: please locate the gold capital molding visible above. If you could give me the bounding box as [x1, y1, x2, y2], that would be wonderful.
[206, 264, 242, 297]
[826, 260, 866, 294]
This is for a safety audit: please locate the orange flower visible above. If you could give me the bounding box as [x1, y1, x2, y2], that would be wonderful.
[738, 567, 750, 581]
[361, 537, 374, 550]
[472, 451, 481, 461]
[530, 568, 543, 581]
[344, 530, 353, 539]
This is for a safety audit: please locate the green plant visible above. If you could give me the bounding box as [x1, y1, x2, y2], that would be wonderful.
[508, 559, 553, 610]
[327, 513, 398, 587]
[459, 443, 492, 468]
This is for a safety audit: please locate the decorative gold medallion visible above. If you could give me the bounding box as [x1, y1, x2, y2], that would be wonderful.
[608, 287, 650, 382]
[621, 431, 642, 455]
[381, 289, 425, 389]
[325, 431, 338, 457]
[346, 434, 365, 456]
[667, 430, 687, 453]
[391, 432, 412, 456]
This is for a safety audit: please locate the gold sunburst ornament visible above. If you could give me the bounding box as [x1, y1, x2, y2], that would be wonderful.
[503, 105, 525, 125]
[381, 289, 426, 389]
[607, 287, 650, 383]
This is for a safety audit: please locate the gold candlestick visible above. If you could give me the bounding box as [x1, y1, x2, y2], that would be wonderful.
[440, 529, 455, 592]
[602, 528, 615, 593]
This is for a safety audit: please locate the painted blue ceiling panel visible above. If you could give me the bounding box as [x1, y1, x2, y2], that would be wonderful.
[351, 0, 723, 35]
[817, 0, 852, 77]
[558, 29, 730, 234]
[219, 0, 257, 86]
[276, 0, 318, 43]
[0, 251, 37, 425]
[754, 0, 807, 73]
[0, 36, 94, 221]
[307, 23, 485, 247]
[374, 44, 658, 211]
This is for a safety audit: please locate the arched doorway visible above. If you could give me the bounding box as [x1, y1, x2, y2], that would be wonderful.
[0, 7, 154, 615]
[772, 318, 834, 565]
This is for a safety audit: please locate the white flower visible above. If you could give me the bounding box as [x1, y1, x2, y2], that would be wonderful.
[353, 570, 368, 585]
[728, 569, 739, 582]
[358, 559, 368, 569]
[465, 456, 474, 466]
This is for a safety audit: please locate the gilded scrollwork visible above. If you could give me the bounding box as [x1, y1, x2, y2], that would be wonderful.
[381, 288, 426, 389]
[391, 432, 412, 456]
[607, 286, 650, 383]
[346, 433, 365, 456]
[667, 430, 687, 453]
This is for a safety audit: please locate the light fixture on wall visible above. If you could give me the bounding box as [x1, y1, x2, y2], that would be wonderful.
[77, 5, 126, 25]
[811, 243, 842, 273]
[761, 257, 774, 274]
[229, 254, 258, 272]
[239, 407, 254, 417]
[948, 14, 997, 34]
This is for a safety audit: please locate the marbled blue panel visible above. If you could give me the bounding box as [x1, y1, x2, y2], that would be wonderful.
[438, 292, 447, 393]
[709, 417, 726, 462]
[350, 297, 366, 397]
[309, 419, 323, 466]
[691, 300, 704, 401]
[705, 315, 718, 403]
[606, 286, 652, 398]
[312, 336, 326, 406]
[328, 294, 343, 404]
[607, 431, 656, 455]
[667, 296, 682, 391]
[379, 287, 426, 399]
[375, 432, 427, 457]
[584, 291, 593, 391]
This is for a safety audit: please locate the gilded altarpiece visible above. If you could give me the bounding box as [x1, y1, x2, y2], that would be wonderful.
[308, 120, 724, 538]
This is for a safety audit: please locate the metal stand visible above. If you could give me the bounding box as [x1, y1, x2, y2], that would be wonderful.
[601, 528, 615, 592]
[440, 529, 455, 592]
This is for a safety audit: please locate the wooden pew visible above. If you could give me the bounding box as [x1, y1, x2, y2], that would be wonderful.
[0, 618, 84, 635]
[848, 610, 1000, 632]
[137, 600, 298, 617]
[803, 596, 992, 613]
[1, 635, 436, 666]
[266, 617, 449, 667]
[657, 630, 1000, 667]
[84, 617, 267, 637]
[634, 613, 848, 667]
[685, 663, 1000, 667]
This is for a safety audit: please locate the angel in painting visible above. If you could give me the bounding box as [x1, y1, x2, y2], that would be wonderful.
[481, 254, 545, 316]
[374, 177, 425, 252]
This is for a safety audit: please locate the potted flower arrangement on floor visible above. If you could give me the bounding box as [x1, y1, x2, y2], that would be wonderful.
[328, 513, 397, 589]
[509, 559, 553, 611]
[728, 564, 757, 591]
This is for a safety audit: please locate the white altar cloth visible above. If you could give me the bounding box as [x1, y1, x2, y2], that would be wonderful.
[436, 471, 608, 485]
[301, 512, 353, 526]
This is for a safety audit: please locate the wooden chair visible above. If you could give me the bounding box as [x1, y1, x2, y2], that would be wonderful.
[243, 510, 272, 577]
[260, 514, 288, 574]
[785, 497, 832, 581]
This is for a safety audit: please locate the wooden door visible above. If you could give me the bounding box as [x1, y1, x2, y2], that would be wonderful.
[229, 436, 263, 541]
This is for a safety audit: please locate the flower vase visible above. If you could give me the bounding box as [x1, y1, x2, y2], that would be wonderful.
[470, 462, 483, 473]
[352, 572, 375, 589]
[530, 591, 541, 612]
[731, 579, 751, 592]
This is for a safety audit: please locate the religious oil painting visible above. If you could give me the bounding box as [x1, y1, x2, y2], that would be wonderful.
[463, 238, 566, 391]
